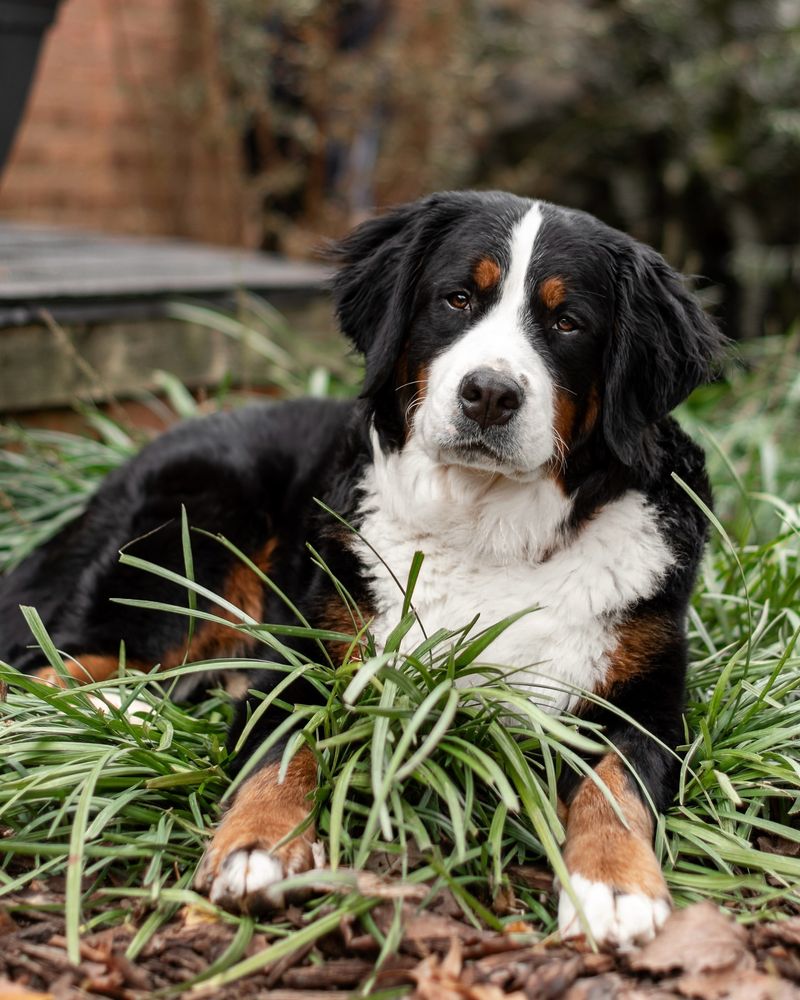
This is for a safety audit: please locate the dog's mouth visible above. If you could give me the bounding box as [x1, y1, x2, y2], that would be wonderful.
[415, 404, 548, 479]
[448, 439, 506, 461]
[439, 435, 528, 476]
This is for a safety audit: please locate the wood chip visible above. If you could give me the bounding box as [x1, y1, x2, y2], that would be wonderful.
[282, 958, 375, 988]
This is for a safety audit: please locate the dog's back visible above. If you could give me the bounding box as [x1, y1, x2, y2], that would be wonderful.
[0, 398, 353, 673]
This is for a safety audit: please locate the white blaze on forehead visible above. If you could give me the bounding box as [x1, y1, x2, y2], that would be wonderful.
[501, 201, 545, 323]
[460, 201, 545, 363]
[415, 199, 555, 475]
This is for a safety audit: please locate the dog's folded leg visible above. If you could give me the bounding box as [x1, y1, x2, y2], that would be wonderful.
[32, 653, 140, 686]
[195, 745, 322, 913]
[558, 752, 671, 952]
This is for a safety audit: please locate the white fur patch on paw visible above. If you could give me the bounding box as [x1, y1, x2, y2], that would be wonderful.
[558, 873, 670, 951]
[87, 691, 154, 719]
[209, 849, 286, 912]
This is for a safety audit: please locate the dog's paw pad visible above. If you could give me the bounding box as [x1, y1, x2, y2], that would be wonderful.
[558, 874, 670, 951]
[208, 848, 287, 912]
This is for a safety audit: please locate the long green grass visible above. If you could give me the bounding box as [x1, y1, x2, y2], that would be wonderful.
[0, 333, 798, 992]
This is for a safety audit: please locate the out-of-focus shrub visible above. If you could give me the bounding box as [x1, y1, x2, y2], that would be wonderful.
[212, 0, 800, 340]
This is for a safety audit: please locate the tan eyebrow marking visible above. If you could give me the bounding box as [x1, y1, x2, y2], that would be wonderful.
[540, 275, 567, 310]
[472, 257, 501, 292]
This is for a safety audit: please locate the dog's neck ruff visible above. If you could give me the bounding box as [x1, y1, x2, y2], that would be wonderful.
[353, 429, 675, 708]
[362, 429, 573, 566]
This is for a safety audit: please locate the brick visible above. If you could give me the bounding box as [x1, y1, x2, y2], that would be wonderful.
[0, 0, 246, 243]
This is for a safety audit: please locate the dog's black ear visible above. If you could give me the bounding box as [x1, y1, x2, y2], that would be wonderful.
[603, 242, 726, 466]
[329, 197, 446, 395]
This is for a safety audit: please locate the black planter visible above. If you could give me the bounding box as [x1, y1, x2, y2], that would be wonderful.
[0, 0, 63, 173]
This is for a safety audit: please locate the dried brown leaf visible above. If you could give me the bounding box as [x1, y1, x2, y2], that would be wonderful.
[411, 951, 463, 1000]
[347, 870, 427, 900]
[757, 837, 800, 859]
[630, 902, 751, 977]
[410, 939, 526, 1000]
[374, 901, 489, 952]
[469, 986, 526, 1000]
[503, 920, 534, 935]
[507, 864, 555, 893]
[282, 957, 375, 988]
[563, 975, 628, 1000]
[492, 883, 522, 916]
[752, 918, 800, 950]
[441, 937, 464, 979]
[179, 903, 222, 928]
[677, 968, 800, 1000]
[525, 954, 585, 997]
[81, 969, 125, 996]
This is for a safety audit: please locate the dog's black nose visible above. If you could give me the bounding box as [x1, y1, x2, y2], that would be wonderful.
[459, 369, 523, 428]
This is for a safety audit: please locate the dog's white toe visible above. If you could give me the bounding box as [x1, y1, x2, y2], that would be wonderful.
[87, 691, 154, 718]
[559, 873, 670, 951]
[209, 848, 286, 911]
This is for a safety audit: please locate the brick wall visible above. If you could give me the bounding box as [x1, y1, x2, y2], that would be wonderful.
[0, 0, 251, 245]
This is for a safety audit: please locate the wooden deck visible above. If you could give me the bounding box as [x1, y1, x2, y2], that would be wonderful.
[0, 221, 335, 412]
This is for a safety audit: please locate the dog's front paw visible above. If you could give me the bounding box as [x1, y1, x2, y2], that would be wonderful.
[197, 844, 323, 912]
[195, 819, 325, 914]
[204, 848, 287, 911]
[558, 874, 671, 951]
[194, 748, 321, 914]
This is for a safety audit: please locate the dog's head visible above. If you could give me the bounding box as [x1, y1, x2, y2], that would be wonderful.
[331, 191, 724, 478]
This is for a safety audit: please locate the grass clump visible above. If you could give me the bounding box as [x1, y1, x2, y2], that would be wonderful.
[0, 335, 799, 989]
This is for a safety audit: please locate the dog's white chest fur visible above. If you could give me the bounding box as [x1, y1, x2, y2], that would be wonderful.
[354, 439, 674, 709]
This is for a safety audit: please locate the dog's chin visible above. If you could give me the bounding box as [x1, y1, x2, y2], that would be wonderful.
[430, 437, 547, 481]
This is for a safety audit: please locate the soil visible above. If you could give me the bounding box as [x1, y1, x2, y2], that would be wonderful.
[1, 880, 799, 1000]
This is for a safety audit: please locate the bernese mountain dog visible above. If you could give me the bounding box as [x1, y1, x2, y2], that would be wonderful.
[0, 191, 725, 951]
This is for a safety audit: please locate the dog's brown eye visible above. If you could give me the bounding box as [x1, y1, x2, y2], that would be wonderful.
[553, 315, 578, 333]
[446, 291, 471, 310]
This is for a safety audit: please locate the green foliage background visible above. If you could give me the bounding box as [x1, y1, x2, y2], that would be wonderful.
[212, 0, 800, 342]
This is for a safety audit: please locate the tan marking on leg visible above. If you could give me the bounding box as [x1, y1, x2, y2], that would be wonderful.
[321, 594, 369, 665]
[598, 614, 674, 698]
[195, 745, 318, 898]
[34, 541, 277, 685]
[563, 754, 668, 899]
[472, 257, 501, 292]
[34, 654, 148, 686]
[160, 539, 277, 669]
[540, 275, 567, 310]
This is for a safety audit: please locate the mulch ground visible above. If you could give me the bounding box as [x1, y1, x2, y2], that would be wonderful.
[1, 880, 799, 1000]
